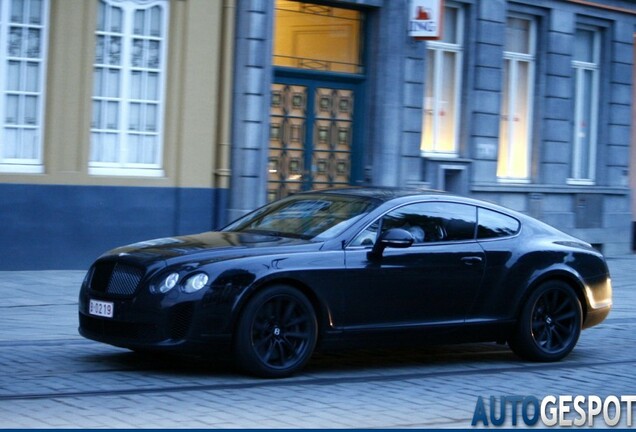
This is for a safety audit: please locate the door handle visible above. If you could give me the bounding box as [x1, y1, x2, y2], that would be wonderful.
[461, 256, 483, 266]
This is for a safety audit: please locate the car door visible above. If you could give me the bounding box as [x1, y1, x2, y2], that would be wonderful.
[341, 202, 486, 329]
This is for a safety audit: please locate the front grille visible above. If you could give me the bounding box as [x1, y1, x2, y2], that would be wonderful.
[108, 263, 144, 295]
[90, 262, 114, 293]
[89, 261, 144, 296]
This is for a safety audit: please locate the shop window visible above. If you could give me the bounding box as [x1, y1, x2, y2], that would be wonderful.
[273, 0, 362, 74]
[569, 27, 600, 184]
[497, 15, 536, 182]
[421, 3, 463, 156]
[0, 0, 49, 173]
[89, 0, 168, 177]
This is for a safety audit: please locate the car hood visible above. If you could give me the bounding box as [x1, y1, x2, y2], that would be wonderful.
[101, 231, 321, 266]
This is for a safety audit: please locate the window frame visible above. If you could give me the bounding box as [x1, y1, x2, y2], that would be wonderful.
[347, 201, 478, 248]
[497, 13, 537, 183]
[0, 0, 50, 174]
[272, 1, 364, 75]
[89, 0, 169, 178]
[476, 206, 521, 241]
[568, 25, 600, 185]
[421, 2, 464, 158]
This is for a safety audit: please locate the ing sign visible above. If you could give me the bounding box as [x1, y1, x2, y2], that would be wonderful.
[409, 0, 443, 40]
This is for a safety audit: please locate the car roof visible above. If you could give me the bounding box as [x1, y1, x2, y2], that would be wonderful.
[300, 187, 532, 222]
[280, 187, 577, 242]
[302, 187, 449, 202]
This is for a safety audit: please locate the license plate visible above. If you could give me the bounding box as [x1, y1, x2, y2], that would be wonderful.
[89, 299, 114, 318]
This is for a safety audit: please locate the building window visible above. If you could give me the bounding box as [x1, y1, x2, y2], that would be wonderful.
[421, 3, 463, 156]
[273, 0, 363, 74]
[0, 0, 49, 173]
[90, 0, 168, 177]
[497, 15, 536, 181]
[569, 27, 600, 184]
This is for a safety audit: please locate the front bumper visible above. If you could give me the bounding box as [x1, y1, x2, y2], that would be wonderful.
[78, 301, 232, 353]
[77, 262, 234, 353]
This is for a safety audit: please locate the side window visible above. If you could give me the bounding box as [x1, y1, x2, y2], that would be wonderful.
[351, 202, 476, 246]
[477, 207, 520, 239]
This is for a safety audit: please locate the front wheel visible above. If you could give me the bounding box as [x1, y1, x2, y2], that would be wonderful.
[234, 285, 317, 378]
[509, 281, 582, 362]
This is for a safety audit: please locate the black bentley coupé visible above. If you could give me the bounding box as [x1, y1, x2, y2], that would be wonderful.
[79, 188, 612, 377]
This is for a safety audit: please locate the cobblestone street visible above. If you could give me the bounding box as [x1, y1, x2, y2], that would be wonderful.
[0, 255, 635, 428]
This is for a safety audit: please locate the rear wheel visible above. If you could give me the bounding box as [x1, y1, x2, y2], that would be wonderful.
[509, 281, 582, 362]
[234, 285, 317, 378]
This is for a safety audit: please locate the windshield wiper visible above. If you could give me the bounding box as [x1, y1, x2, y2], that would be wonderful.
[242, 229, 311, 240]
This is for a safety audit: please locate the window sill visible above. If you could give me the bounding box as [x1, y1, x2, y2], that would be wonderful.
[421, 152, 461, 160]
[89, 166, 165, 178]
[472, 182, 629, 195]
[566, 178, 595, 186]
[0, 164, 44, 174]
[496, 177, 531, 184]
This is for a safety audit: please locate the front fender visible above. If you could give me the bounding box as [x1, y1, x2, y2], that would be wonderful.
[204, 251, 345, 338]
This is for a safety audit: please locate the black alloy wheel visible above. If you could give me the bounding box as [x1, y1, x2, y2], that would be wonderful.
[234, 285, 317, 378]
[509, 281, 582, 362]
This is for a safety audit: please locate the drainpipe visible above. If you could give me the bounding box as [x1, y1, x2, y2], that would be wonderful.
[215, 0, 235, 190]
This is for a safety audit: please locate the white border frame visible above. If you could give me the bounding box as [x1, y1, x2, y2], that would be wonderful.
[421, 2, 464, 158]
[0, 0, 50, 174]
[497, 13, 536, 183]
[89, 0, 169, 177]
[568, 26, 600, 185]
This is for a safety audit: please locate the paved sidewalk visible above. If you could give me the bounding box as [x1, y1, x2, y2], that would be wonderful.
[0, 254, 634, 428]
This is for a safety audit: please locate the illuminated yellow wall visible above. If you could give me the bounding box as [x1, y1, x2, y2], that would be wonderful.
[273, 0, 361, 74]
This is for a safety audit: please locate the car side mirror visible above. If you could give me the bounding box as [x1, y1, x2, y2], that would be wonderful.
[369, 228, 414, 259]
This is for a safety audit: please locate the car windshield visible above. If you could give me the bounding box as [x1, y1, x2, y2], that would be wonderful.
[223, 194, 378, 240]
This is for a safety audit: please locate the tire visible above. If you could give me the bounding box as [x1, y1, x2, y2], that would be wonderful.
[234, 285, 317, 378]
[509, 280, 582, 362]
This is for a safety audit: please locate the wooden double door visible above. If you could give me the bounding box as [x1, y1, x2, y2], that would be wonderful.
[267, 75, 362, 201]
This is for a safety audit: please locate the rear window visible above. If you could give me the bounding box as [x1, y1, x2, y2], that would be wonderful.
[477, 207, 520, 239]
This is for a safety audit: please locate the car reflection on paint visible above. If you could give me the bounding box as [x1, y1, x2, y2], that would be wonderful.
[78, 188, 612, 377]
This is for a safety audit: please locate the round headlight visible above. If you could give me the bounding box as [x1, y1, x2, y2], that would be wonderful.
[157, 272, 179, 293]
[183, 273, 209, 293]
